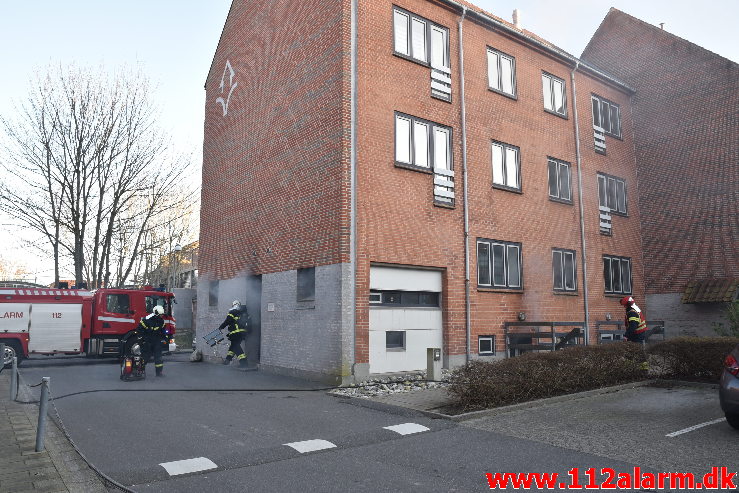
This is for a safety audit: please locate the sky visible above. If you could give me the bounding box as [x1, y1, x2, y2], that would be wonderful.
[0, 0, 736, 283]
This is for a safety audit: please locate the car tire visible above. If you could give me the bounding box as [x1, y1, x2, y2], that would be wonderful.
[726, 413, 739, 430]
[2, 340, 24, 369]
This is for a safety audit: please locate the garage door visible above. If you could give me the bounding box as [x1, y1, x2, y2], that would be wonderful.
[369, 266, 443, 374]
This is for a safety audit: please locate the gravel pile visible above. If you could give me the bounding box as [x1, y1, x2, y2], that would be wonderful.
[331, 369, 452, 398]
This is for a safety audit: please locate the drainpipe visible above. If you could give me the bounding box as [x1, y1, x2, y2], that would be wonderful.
[571, 62, 590, 345]
[349, 0, 358, 376]
[458, 6, 471, 362]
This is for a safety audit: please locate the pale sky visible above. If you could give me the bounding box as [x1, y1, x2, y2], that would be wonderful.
[0, 0, 736, 282]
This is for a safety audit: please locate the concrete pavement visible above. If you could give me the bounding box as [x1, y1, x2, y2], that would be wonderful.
[0, 368, 110, 493]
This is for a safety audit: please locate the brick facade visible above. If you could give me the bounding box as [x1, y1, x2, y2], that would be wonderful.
[582, 9, 738, 334]
[200, 0, 644, 381]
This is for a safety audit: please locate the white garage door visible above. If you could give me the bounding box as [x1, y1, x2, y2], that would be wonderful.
[369, 267, 443, 374]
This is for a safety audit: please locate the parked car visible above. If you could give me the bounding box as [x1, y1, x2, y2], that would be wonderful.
[719, 343, 739, 430]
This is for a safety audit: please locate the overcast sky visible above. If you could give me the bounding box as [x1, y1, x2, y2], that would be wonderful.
[0, 0, 736, 281]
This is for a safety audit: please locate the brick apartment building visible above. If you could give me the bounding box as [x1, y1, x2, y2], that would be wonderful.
[198, 0, 643, 383]
[582, 9, 739, 336]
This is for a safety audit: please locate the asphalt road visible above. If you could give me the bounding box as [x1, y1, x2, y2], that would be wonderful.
[16, 354, 737, 492]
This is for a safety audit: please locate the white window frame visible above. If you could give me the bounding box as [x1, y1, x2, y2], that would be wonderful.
[491, 141, 520, 191]
[542, 72, 567, 117]
[597, 173, 627, 215]
[552, 248, 577, 292]
[476, 238, 523, 290]
[592, 94, 621, 138]
[487, 47, 516, 98]
[478, 335, 495, 356]
[392, 6, 449, 69]
[548, 157, 572, 203]
[395, 112, 452, 171]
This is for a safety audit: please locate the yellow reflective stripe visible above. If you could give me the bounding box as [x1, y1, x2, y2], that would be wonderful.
[230, 329, 246, 334]
[628, 317, 641, 322]
[227, 351, 234, 356]
[236, 354, 246, 360]
[140, 320, 149, 329]
[228, 313, 239, 320]
[155, 364, 164, 368]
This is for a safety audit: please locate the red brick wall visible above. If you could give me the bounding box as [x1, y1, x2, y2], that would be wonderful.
[582, 9, 739, 294]
[355, 0, 643, 358]
[201, 0, 351, 280]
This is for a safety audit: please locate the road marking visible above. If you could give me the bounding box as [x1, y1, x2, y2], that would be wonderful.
[383, 423, 430, 435]
[159, 457, 218, 476]
[665, 417, 726, 437]
[285, 439, 337, 453]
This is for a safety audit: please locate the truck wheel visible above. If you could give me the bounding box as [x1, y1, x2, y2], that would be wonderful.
[2, 341, 23, 369]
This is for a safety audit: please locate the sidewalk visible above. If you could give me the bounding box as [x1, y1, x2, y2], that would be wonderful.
[0, 369, 109, 493]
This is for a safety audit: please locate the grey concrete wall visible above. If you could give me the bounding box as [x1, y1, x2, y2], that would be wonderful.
[261, 264, 348, 383]
[646, 293, 731, 338]
[172, 288, 196, 329]
[195, 264, 353, 383]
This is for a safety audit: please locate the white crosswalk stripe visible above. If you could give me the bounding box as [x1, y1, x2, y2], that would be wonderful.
[383, 423, 430, 435]
[285, 439, 337, 453]
[159, 457, 217, 476]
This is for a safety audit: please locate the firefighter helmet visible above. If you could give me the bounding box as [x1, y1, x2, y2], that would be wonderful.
[152, 305, 165, 315]
[232, 300, 241, 308]
[619, 296, 634, 306]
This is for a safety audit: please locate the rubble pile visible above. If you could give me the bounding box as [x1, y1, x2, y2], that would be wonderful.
[332, 370, 452, 398]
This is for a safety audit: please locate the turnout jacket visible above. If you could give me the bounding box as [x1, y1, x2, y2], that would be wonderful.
[624, 305, 647, 342]
[137, 313, 165, 338]
[218, 307, 247, 337]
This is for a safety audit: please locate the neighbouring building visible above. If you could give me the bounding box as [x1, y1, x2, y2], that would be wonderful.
[582, 9, 739, 336]
[198, 0, 644, 383]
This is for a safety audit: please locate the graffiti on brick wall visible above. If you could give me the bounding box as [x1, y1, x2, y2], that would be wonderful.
[215, 60, 237, 117]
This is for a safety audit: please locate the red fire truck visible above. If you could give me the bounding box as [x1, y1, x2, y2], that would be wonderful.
[1, 286, 176, 367]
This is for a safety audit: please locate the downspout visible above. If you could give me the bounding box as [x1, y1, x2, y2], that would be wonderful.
[570, 62, 590, 345]
[349, 0, 358, 377]
[457, 6, 471, 362]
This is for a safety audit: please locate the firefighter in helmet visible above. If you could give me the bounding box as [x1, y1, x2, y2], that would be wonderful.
[620, 296, 648, 343]
[137, 305, 167, 376]
[219, 300, 248, 368]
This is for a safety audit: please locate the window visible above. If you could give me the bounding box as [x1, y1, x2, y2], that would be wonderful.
[592, 94, 621, 138]
[597, 173, 627, 215]
[395, 112, 451, 171]
[491, 141, 520, 191]
[106, 294, 130, 315]
[297, 267, 316, 302]
[547, 158, 571, 203]
[369, 290, 440, 307]
[477, 238, 523, 289]
[145, 295, 172, 316]
[478, 335, 495, 356]
[208, 280, 219, 307]
[542, 72, 567, 117]
[393, 7, 449, 68]
[603, 255, 632, 295]
[386, 331, 406, 350]
[552, 248, 577, 292]
[487, 48, 516, 97]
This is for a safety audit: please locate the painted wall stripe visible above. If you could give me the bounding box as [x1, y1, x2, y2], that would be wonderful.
[285, 439, 337, 453]
[383, 423, 430, 435]
[665, 417, 726, 437]
[159, 457, 217, 476]
[97, 316, 136, 323]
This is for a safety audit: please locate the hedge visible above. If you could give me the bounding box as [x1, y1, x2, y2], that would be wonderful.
[447, 337, 739, 412]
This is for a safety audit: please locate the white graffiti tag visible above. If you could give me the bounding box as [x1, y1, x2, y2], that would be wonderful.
[215, 60, 237, 117]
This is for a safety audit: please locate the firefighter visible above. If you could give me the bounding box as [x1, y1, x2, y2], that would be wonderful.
[137, 305, 167, 376]
[218, 300, 248, 368]
[620, 296, 648, 343]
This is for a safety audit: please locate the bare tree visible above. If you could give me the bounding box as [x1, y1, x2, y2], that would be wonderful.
[1, 64, 197, 287]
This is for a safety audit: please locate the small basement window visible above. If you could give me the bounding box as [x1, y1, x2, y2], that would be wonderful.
[386, 331, 406, 351]
[478, 335, 495, 356]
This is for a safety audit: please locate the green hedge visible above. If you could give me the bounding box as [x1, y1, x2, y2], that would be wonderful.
[448, 343, 647, 411]
[447, 337, 739, 412]
[647, 336, 739, 381]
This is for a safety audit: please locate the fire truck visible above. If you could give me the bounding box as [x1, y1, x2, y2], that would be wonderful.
[1, 286, 176, 367]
